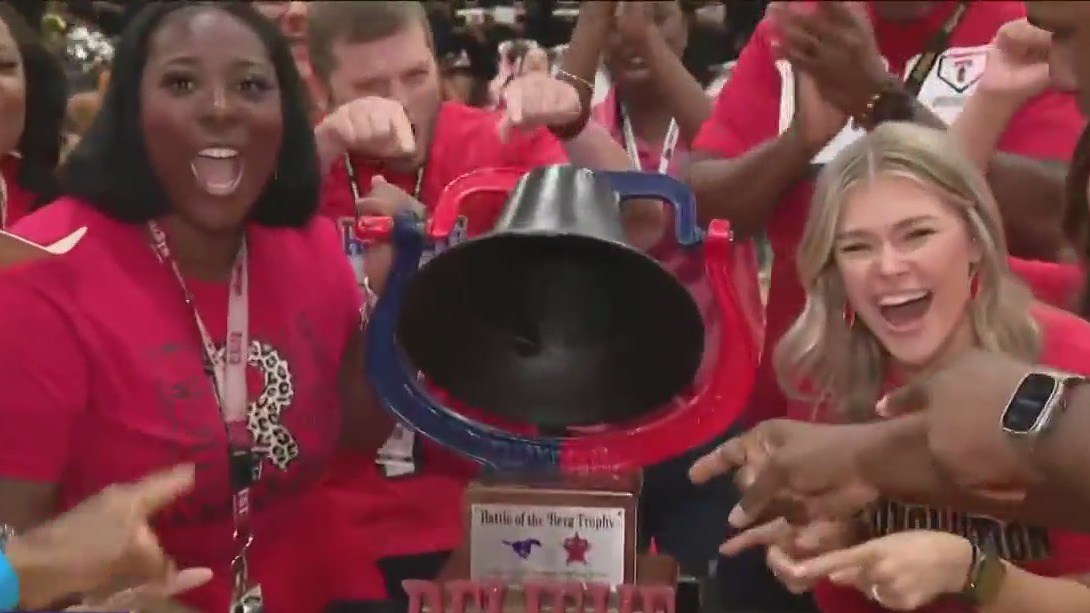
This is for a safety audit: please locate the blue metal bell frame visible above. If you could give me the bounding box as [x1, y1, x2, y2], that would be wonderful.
[364, 170, 704, 472]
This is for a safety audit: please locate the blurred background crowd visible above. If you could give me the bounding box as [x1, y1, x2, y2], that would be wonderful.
[6, 0, 767, 136]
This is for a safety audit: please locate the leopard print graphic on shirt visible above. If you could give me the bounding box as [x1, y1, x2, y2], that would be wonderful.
[213, 339, 299, 478]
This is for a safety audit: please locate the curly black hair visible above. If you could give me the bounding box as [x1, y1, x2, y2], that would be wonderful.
[60, 1, 320, 227]
[0, 2, 65, 207]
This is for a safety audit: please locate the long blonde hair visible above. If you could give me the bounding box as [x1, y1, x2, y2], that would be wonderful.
[773, 122, 1040, 421]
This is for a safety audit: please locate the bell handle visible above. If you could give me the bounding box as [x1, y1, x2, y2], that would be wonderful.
[558, 219, 758, 472]
[427, 168, 528, 241]
[597, 171, 704, 247]
[365, 211, 565, 472]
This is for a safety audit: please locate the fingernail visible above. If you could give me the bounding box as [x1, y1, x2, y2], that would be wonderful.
[728, 505, 747, 527]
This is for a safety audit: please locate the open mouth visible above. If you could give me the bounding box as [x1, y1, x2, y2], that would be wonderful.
[191, 147, 243, 197]
[876, 290, 933, 330]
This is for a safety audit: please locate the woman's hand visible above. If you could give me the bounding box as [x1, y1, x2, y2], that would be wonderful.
[789, 530, 975, 610]
[721, 517, 864, 594]
[978, 19, 1054, 106]
[66, 566, 211, 612]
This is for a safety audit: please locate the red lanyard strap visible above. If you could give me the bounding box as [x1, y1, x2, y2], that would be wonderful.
[147, 220, 260, 612]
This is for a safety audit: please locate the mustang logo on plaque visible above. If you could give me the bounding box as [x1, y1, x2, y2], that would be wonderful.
[470, 503, 627, 585]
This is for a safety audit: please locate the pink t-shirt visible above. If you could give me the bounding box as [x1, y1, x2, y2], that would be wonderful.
[0, 197, 369, 613]
[591, 88, 692, 176]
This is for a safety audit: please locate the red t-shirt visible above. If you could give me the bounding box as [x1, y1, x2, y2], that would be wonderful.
[694, 0, 1084, 425]
[1, 154, 36, 227]
[318, 100, 569, 566]
[0, 198, 371, 613]
[1009, 257, 1084, 311]
[813, 303, 1090, 613]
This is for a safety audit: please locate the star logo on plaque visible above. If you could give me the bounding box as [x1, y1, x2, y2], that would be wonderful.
[563, 533, 590, 564]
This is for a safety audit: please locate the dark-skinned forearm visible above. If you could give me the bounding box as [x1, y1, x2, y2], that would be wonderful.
[905, 98, 1067, 261]
[686, 128, 816, 234]
[1022, 384, 1090, 531]
[858, 415, 1070, 526]
[559, 8, 611, 114]
[338, 330, 396, 453]
[640, 33, 712, 145]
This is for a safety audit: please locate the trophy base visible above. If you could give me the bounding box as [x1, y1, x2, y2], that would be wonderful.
[464, 472, 640, 586]
[404, 551, 680, 613]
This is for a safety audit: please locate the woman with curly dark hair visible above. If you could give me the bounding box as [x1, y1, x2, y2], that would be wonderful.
[0, 2, 65, 225]
[0, 2, 392, 611]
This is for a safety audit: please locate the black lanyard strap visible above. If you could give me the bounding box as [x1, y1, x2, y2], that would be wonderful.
[903, 0, 970, 96]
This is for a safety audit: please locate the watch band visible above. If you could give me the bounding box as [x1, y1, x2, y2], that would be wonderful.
[0, 549, 18, 610]
[0, 527, 19, 611]
[958, 542, 1006, 606]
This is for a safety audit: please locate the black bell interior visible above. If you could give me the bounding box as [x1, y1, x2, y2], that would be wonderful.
[395, 166, 704, 430]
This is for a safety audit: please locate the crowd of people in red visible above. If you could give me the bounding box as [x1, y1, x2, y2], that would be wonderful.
[0, 1, 1089, 612]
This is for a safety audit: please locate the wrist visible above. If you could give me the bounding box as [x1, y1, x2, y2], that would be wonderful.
[854, 77, 912, 131]
[548, 109, 592, 142]
[314, 119, 345, 172]
[5, 536, 52, 610]
[855, 414, 929, 492]
[1029, 383, 1090, 483]
[780, 126, 825, 163]
[947, 536, 976, 594]
[961, 90, 1021, 129]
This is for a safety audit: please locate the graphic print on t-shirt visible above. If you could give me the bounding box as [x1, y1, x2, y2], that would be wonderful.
[775, 45, 989, 164]
[216, 338, 299, 476]
[870, 500, 1050, 562]
[935, 47, 986, 94]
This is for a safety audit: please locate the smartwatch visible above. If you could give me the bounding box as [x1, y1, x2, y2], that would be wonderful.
[958, 542, 1006, 606]
[0, 525, 18, 610]
[1001, 371, 1088, 442]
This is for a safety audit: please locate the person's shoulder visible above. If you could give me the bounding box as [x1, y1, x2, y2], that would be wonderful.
[1032, 303, 1090, 375]
[6, 196, 125, 283]
[10, 196, 110, 245]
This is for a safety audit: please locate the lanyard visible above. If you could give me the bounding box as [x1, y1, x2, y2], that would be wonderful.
[147, 220, 260, 613]
[343, 153, 426, 216]
[617, 101, 679, 175]
[903, 0, 970, 96]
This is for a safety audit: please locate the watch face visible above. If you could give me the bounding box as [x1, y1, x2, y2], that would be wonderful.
[1002, 373, 1058, 434]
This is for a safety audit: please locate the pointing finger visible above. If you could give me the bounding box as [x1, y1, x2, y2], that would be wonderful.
[875, 381, 928, 417]
[130, 464, 195, 516]
[505, 85, 524, 126]
[729, 459, 788, 528]
[689, 437, 747, 485]
[793, 540, 880, 581]
[719, 518, 792, 556]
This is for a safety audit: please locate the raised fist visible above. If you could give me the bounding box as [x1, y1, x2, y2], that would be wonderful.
[316, 96, 416, 165]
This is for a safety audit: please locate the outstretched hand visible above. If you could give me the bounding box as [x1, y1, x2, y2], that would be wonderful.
[689, 419, 882, 527]
[11, 465, 196, 609]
